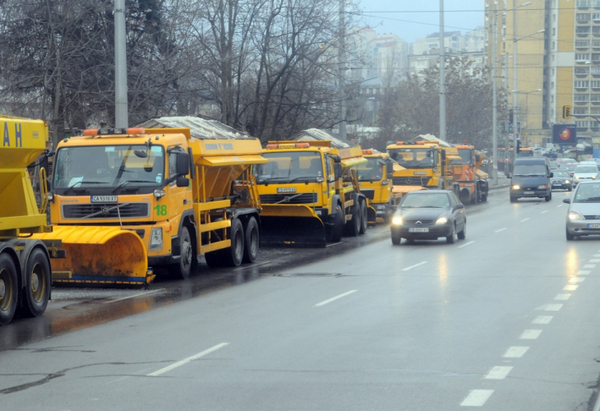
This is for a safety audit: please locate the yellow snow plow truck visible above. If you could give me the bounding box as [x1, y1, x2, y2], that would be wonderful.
[0, 116, 65, 324]
[36, 116, 266, 285]
[255, 129, 368, 247]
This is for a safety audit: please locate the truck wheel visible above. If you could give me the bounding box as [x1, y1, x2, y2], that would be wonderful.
[19, 248, 50, 318]
[223, 218, 245, 267]
[0, 253, 18, 326]
[481, 192, 487, 202]
[204, 249, 223, 268]
[168, 225, 193, 279]
[242, 217, 259, 264]
[327, 205, 344, 243]
[344, 203, 361, 237]
[359, 200, 368, 234]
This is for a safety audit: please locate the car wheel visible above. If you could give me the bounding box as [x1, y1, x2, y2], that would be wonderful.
[457, 221, 466, 240]
[446, 224, 456, 244]
[391, 233, 401, 245]
[568, 186, 572, 192]
[545, 191, 552, 202]
[510, 196, 517, 203]
[566, 229, 575, 241]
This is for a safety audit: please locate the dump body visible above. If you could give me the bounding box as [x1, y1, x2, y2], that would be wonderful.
[451, 145, 489, 204]
[46, 118, 266, 283]
[0, 116, 57, 324]
[357, 150, 403, 223]
[386, 141, 461, 193]
[255, 138, 368, 246]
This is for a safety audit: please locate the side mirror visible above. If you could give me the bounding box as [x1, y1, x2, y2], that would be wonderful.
[176, 176, 190, 187]
[176, 152, 190, 176]
[563, 198, 571, 204]
[334, 163, 342, 180]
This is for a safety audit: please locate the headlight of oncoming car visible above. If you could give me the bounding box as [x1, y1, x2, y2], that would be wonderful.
[565, 180, 570, 184]
[149, 228, 163, 251]
[392, 216, 403, 225]
[435, 217, 448, 225]
[568, 211, 584, 221]
[511, 184, 520, 190]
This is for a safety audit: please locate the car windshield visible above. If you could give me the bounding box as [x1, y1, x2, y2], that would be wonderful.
[401, 193, 450, 208]
[512, 164, 546, 176]
[574, 184, 600, 202]
[553, 171, 570, 178]
[575, 166, 597, 174]
[388, 148, 435, 169]
[356, 157, 383, 182]
[255, 151, 323, 184]
[53, 145, 165, 192]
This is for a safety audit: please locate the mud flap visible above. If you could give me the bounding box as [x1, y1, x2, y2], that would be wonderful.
[260, 216, 327, 248]
[367, 205, 377, 225]
[33, 226, 151, 286]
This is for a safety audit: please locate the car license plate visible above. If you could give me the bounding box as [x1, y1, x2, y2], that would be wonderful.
[408, 227, 429, 233]
[91, 195, 118, 203]
[523, 191, 535, 195]
[588, 223, 600, 229]
[552, 183, 560, 186]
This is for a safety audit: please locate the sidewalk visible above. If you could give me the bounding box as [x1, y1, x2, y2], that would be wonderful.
[488, 173, 511, 190]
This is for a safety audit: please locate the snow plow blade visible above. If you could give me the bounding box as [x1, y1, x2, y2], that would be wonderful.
[259, 205, 327, 247]
[33, 226, 152, 286]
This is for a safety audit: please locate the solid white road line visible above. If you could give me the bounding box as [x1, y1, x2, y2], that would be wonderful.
[532, 316, 553, 324]
[537, 304, 563, 311]
[520, 329, 542, 340]
[485, 366, 513, 380]
[555, 294, 571, 300]
[458, 241, 475, 248]
[494, 228, 507, 233]
[461, 390, 494, 406]
[401, 261, 428, 271]
[503, 346, 529, 358]
[315, 290, 357, 307]
[148, 343, 229, 376]
[520, 218, 530, 222]
[104, 290, 162, 304]
[564, 284, 579, 291]
[542, 210, 549, 214]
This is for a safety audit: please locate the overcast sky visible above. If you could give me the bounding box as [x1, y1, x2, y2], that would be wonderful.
[354, 0, 485, 43]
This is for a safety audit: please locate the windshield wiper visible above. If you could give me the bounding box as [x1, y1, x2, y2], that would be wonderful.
[112, 180, 156, 193]
[64, 181, 106, 194]
[584, 196, 600, 201]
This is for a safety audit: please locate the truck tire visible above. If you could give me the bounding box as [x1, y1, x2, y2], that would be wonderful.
[19, 248, 50, 318]
[168, 225, 193, 279]
[344, 203, 361, 237]
[0, 253, 18, 326]
[222, 218, 245, 267]
[242, 217, 259, 264]
[326, 205, 344, 243]
[359, 200, 368, 234]
[481, 191, 488, 202]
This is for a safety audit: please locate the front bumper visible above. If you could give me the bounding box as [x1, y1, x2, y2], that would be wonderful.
[510, 188, 549, 198]
[391, 223, 453, 240]
[566, 219, 600, 236]
[551, 182, 571, 190]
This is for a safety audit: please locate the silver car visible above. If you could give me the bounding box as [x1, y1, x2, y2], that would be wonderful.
[564, 181, 600, 240]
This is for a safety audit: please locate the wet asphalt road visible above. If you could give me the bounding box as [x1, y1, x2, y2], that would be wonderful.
[6, 182, 600, 410]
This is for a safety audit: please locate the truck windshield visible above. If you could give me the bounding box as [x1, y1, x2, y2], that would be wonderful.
[53, 145, 165, 193]
[255, 151, 323, 184]
[452, 149, 473, 166]
[387, 148, 435, 168]
[356, 158, 383, 181]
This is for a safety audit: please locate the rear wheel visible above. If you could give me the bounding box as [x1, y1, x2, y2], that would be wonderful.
[344, 203, 361, 237]
[168, 225, 193, 279]
[222, 218, 245, 267]
[446, 224, 456, 244]
[0, 253, 18, 326]
[358, 200, 368, 234]
[19, 248, 50, 318]
[242, 217, 259, 264]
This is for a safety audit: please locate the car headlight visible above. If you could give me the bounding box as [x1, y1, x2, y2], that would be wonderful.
[538, 185, 547, 189]
[392, 216, 403, 225]
[511, 184, 520, 190]
[568, 211, 584, 221]
[149, 228, 163, 251]
[565, 180, 570, 184]
[593, 176, 597, 180]
[435, 217, 448, 225]
[575, 176, 580, 180]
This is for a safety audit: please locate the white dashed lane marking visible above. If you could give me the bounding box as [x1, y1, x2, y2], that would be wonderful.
[458, 241, 475, 248]
[555, 294, 571, 301]
[315, 290, 357, 307]
[148, 343, 229, 376]
[590, 259, 600, 263]
[494, 228, 507, 233]
[537, 304, 563, 311]
[584, 264, 596, 269]
[461, 390, 494, 407]
[564, 285, 579, 291]
[503, 346, 529, 358]
[532, 316, 553, 324]
[578, 270, 591, 275]
[570, 278, 585, 283]
[402, 261, 427, 271]
[484, 366, 513, 380]
[520, 329, 542, 340]
[520, 218, 530, 222]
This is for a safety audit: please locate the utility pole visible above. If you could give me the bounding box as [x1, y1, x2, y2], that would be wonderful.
[512, 0, 519, 166]
[338, 0, 347, 140]
[492, 7, 498, 185]
[115, 0, 128, 128]
[439, 0, 446, 141]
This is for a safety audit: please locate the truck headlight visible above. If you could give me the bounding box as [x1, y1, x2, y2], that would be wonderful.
[149, 228, 163, 251]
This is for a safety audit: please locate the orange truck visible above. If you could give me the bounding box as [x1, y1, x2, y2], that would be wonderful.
[451, 144, 489, 204]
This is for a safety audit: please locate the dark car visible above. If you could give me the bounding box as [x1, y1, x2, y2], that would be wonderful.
[551, 169, 572, 191]
[510, 157, 553, 202]
[390, 190, 466, 245]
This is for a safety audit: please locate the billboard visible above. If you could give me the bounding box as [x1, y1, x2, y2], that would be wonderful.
[552, 124, 577, 145]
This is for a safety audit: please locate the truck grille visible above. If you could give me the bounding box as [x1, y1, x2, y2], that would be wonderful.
[393, 177, 431, 186]
[259, 193, 318, 204]
[360, 189, 375, 200]
[62, 203, 150, 219]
